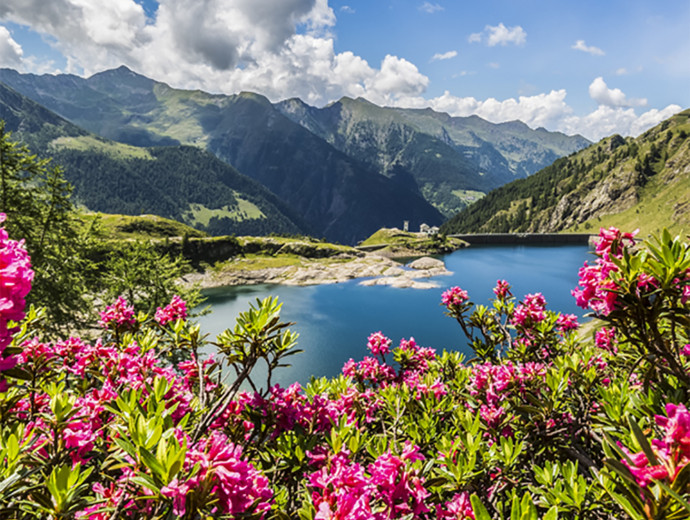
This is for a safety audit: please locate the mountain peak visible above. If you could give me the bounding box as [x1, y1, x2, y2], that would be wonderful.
[88, 65, 154, 84]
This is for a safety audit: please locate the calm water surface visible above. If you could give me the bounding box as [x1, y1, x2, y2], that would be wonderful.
[198, 245, 592, 387]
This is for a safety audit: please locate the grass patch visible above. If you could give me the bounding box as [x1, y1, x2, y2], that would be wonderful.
[186, 198, 266, 227]
[83, 212, 205, 240]
[359, 227, 466, 254]
[452, 189, 485, 204]
[50, 136, 153, 160]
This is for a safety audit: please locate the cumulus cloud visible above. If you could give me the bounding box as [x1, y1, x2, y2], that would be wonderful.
[470, 23, 526, 46]
[431, 50, 457, 62]
[572, 39, 604, 56]
[0, 26, 22, 67]
[588, 77, 647, 107]
[419, 2, 443, 13]
[0, 0, 336, 75]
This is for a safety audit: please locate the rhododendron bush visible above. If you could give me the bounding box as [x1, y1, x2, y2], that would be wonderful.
[2, 218, 690, 520]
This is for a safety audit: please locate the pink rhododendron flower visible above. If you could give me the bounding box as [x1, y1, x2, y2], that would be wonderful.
[573, 227, 637, 316]
[493, 279, 511, 300]
[682, 285, 690, 305]
[183, 432, 273, 516]
[442, 286, 469, 310]
[155, 294, 187, 325]
[99, 296, 135, 330]
[511, 293, 546, 327]
[595, 227, 638, 257]
[0, 214, 33, 388]
[621, 403, 690, 489]
[367, 331, 392, 356]
[437, 491, 475, 520]
[594, 327, 617, 354]
[556, 313, 579, 332]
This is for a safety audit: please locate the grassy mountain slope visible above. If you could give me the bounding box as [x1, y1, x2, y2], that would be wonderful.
[0, 81, 307, 237]
[441, 109, 690, 237]
[276, 96, 590, 217]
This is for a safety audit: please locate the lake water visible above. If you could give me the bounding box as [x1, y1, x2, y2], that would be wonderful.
[197, 244, 592, 387]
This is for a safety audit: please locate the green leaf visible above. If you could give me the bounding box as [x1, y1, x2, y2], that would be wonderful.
[138, 447, 165, 482]
[627, 415, 659, 467]
[471, 494, 493, 520]
[654, 479, 690, 513]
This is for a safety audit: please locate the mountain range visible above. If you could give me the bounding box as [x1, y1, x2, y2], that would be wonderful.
[0, 66, 590, 243]
[441, 109, 690, 237]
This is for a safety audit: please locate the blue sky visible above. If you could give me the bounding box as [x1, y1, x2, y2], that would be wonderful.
[0, 0, 687, 140]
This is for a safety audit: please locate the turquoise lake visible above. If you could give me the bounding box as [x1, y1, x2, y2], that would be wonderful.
[198, 244, 593, 387]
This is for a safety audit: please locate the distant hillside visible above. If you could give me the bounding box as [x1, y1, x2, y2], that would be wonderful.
[0, 66, 590, 241]
[441, 109, 690, 237]
[277, 96, 590, 217]
[0, 82, 307, 237]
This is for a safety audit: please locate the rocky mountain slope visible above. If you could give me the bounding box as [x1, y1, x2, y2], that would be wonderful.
[277, 96, 590, 217]
[441, 109, 690, 237]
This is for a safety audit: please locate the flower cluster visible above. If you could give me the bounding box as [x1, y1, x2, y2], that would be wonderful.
[163, 432, 273, 516]
[621, 403, 690, 488]
[0, 213, 33, 387]
[572, 227, 637, 316]
[155, 294, 188, 325]
[367, 331, 392, 356]
[98, 295, 135, 330]
[441, 286, 469, 312]
[512, 293, 546, 327]
[308, 444, 429, 520]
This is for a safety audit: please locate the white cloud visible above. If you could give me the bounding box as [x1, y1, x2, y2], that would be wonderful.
[365, 55, 429, 103]
[588, 77, 647, 108]
[615, 67, 628, 75]
[0, 0, 336, 75]
[561, 104, 682, 140]
[0, 26, 22, 67]
[340, 5, 354, 14]
[470, 23, 526, 47]
[431, 50, 457, 62]
[488, 62, 500, 69]
[572, 39, 604, 56]
[419, 2, 443, 14]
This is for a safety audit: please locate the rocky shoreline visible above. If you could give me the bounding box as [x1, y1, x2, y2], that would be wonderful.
[181, 254, 452, 290]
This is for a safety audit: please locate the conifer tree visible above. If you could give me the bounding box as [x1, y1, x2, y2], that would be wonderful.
[0, 121, 97, 331]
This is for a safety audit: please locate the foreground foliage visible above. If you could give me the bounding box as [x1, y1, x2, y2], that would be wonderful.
[1, 219, 690, 519]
